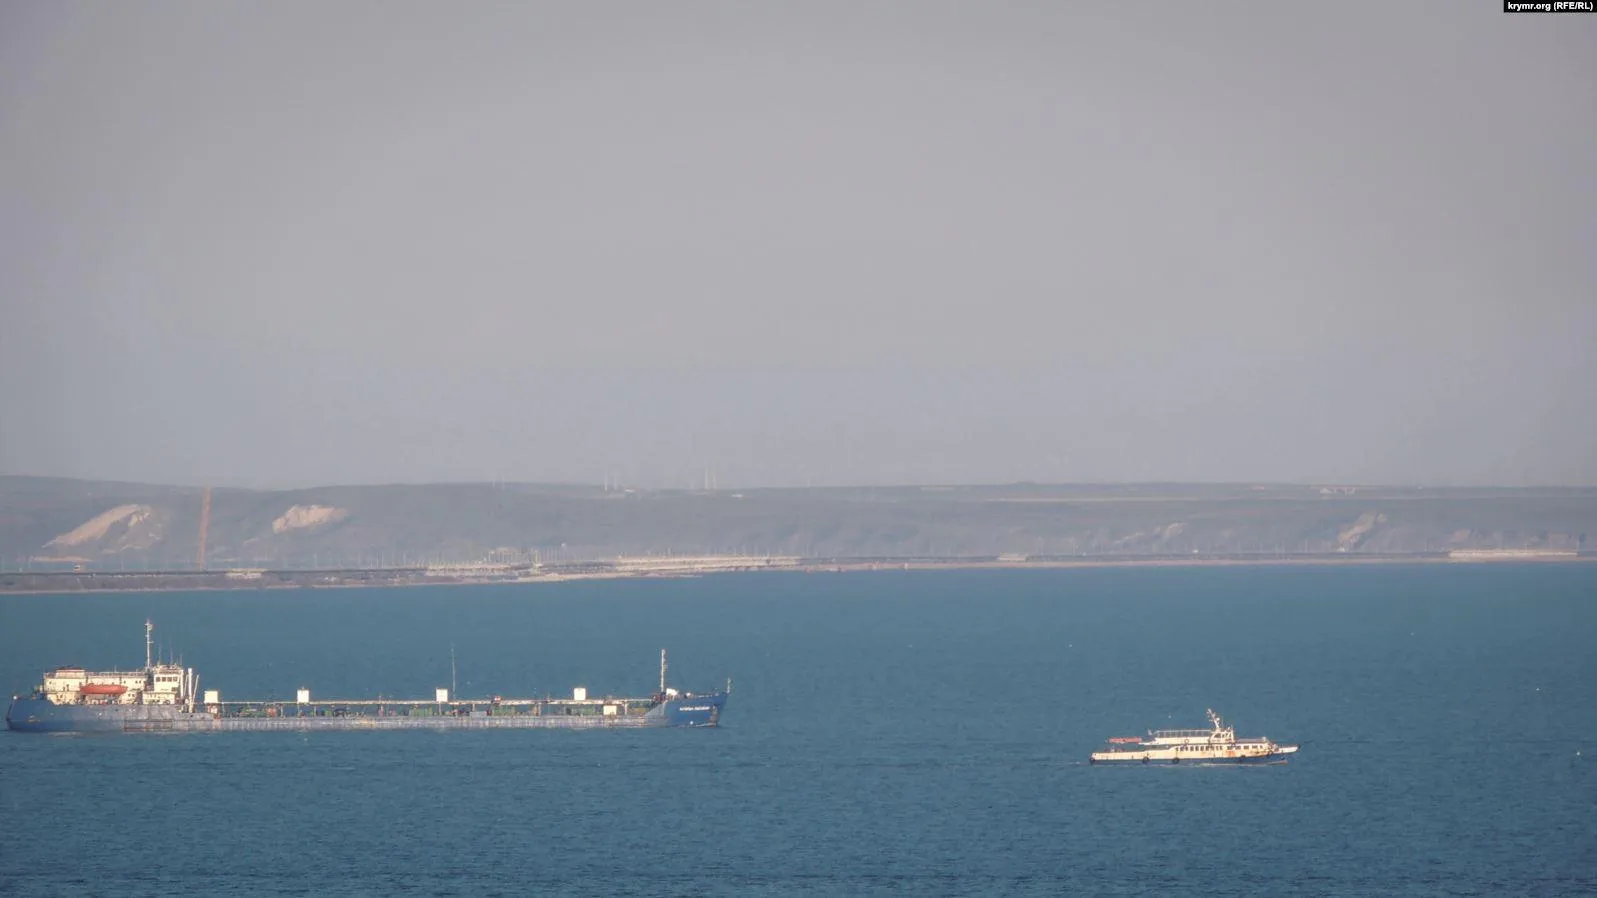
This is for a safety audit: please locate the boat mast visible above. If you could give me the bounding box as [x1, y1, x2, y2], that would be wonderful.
[659, 648, 667, 694]
[145, 619, 154, 670]
[450, 643, 458, 700]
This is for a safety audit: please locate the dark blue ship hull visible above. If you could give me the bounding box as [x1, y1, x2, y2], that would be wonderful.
[5, 698, 184, 733]
[5, 693, 727, 733]
[657, 693, 726, 727]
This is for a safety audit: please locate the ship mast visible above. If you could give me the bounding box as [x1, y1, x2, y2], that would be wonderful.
[659, 648, 667, 694]
[145, 619, 154, 670]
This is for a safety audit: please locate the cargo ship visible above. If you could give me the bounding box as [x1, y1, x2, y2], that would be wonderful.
[5, 620, 727, 733]
[1089, 709, 1298, 764]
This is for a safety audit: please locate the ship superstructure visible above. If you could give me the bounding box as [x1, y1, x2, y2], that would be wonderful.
[1089, 709, 1298, 764]
[34, 620, 200, 712]
[6, 620, 727, 733]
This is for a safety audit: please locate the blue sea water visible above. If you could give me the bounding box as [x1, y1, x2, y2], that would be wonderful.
[2, 564, 1594, 896]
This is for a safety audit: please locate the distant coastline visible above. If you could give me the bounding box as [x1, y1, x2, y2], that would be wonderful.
[7, 476, 1594, 591]
[2, 550, 1591, 596]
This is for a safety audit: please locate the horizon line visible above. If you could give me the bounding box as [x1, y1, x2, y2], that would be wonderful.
[4, 473, 1597, 494]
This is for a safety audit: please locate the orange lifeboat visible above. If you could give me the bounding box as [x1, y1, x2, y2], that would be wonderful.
[80, 684, 128, 696]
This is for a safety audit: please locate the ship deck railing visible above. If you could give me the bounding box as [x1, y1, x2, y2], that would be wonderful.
[203, 698, 663, 720]
[124, 715, 661, 732]
[207, 697, 656, 708]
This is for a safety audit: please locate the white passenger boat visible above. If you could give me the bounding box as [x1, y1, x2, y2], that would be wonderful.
[1090, 709, 1299, 764]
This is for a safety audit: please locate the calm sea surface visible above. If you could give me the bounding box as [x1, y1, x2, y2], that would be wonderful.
[2, 565, 1594, 896]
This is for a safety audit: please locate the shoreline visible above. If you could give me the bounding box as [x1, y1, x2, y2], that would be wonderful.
[2, 552, 1592, 596]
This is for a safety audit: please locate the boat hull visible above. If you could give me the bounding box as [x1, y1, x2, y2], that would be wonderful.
[5, 693, 726, 733]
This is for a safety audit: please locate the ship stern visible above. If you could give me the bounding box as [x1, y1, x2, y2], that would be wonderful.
[6, 697, 85, 733]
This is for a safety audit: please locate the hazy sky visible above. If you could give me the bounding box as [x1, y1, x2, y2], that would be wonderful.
[2, 2, 1593, 489]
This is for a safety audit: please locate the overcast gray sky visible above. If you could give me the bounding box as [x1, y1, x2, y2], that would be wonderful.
[2, 2, 1593, 489]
